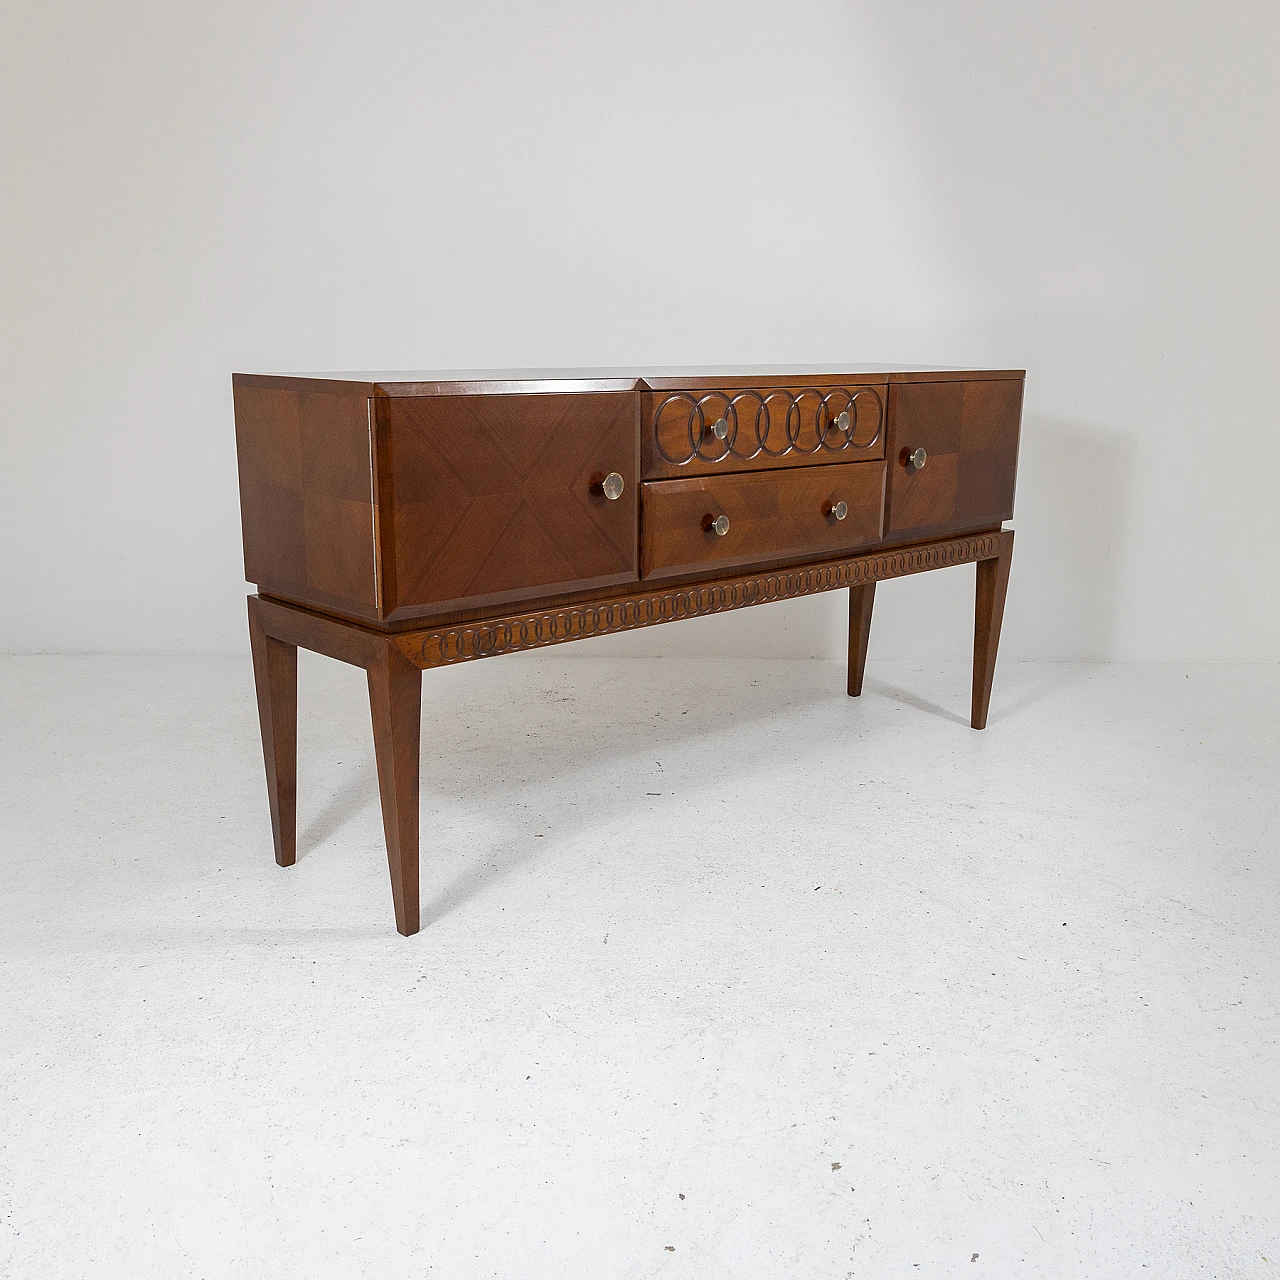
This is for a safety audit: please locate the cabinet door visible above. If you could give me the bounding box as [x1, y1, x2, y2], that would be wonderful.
[380, 392, 638, 620]
[885, 379, 1023, 538]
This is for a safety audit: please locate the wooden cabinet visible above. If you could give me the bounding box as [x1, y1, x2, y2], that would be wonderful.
[235, 365, 1022, 935]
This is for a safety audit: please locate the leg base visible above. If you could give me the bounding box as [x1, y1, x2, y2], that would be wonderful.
[972, 531, 1014, 730]
[847, 582, 876, 697]
[367, 644, 423, 936]
[247, 596, 298, 867]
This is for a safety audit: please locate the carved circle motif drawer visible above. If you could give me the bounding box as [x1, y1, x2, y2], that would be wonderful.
[643, 385, 885, 479]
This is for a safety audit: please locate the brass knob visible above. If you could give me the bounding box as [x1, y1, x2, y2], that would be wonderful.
[835, 409, 851, 433]
[705, 514, 730, 537]
[905, 447, 927, 471]
[602, 471, 625, 500]
[828, 500, 848, 521]
[710, 417, 729, 441]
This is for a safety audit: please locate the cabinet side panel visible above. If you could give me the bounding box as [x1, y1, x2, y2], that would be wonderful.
[233, 380, 378, 618]
[955, 378, 1023, 524]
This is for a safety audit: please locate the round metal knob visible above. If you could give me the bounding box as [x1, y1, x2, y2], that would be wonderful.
[706, 514, 730, 537]
[602, 471, 625, 500]
[834, 409, 851, 433]
[710, 417, 729, 441]
[828, 500, 848, 521]
[905, 447, 927, 471]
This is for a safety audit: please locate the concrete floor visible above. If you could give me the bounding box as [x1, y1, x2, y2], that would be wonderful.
[0, 654, 1277, 1278]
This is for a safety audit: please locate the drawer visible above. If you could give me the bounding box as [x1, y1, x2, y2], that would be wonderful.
[379, 392, 638, 620]
[643, 384, 885, 480]
[642, 461, 885, 579]
[885, 379, 1023, 537]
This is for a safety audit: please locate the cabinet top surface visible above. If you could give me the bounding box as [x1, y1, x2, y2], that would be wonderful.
[233, 364, 1026, 396]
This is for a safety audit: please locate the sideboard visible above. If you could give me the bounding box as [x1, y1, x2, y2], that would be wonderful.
[234, 365, 1022, 935]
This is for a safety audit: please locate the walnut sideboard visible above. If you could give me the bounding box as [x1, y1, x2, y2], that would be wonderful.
[234, 365, 1022, 935]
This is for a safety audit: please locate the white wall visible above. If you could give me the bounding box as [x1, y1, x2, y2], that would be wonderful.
[2, 1, 1277, 660]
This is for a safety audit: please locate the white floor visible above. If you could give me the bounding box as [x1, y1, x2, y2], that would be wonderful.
[1, 654, 1277, 1279]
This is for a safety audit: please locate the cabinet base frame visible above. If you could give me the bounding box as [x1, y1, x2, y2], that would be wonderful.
[247, 528, 1014, 936]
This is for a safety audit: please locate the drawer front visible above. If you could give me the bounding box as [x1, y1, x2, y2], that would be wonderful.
[643, 385, 885, 480]
[885, 379, 1023, 537]
[380, 392, 638, 620]
[642, 461, 885, 579]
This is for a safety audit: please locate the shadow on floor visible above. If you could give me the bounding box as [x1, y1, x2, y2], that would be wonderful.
[298, 763, 379, 858]
[866, 661, 1092, 728]
[862, 677, 970, 727]
[284, 653, 1083, 928]
[291, 659, 848, 925]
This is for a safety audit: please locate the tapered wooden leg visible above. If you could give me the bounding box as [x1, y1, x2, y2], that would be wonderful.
[248, 596, 298, 867]
[847, 582, 876, 697]
[367, 643, 423, 936]
[972, 530, 1014, 730]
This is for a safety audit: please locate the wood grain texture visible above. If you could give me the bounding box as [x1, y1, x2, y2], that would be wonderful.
[642, 461, 885, 579]
[847, 583, 876, 697]
[379, 392, 638, 621]
[972, 529, 1014, 730]
[643, 384, 885, 479]
[885, 379, 1023, 538]
[367, 644, 423, 936]
[233, 377, 379, 619]
[247, 596, 298, 867]
[392, 531, 1004, 670]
